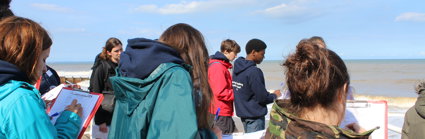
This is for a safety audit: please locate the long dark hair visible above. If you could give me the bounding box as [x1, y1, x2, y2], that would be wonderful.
[283, 39, 349, 114]
[99, 37, 122, 61]
[159, 23, 212, 129]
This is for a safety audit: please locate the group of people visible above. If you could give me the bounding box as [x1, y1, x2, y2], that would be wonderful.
[87, 34, 376, 139]
[0, 0, 380, 139]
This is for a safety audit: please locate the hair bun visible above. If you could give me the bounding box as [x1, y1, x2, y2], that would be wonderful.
[294, 39, 323, 70]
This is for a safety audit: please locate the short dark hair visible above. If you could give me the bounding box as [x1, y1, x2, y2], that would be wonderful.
[220, 39, 240, 53]
[0, 0, 14, 20]
[245, 38, 267, 54]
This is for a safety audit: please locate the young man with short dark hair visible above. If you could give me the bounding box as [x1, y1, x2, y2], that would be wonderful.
[232, 38, 281, 133]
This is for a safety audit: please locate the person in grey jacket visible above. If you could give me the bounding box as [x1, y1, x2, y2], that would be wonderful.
[402, 81, 425, 138]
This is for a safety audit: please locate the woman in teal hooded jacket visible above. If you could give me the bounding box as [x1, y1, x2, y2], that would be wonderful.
[108, 23, 218, 138]
[0, 17, 82, 138]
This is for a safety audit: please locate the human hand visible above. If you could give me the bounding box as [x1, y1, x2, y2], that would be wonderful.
[66, 99, 83, 117]
[43, 99, 52, 108]
[273, 90, 282, 98]
[345, 122, 366, 133]
[212, 125, 222, 139]
[99, 123, 108, 133]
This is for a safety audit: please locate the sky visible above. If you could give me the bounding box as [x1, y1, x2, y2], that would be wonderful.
[10, 0, 425, 62]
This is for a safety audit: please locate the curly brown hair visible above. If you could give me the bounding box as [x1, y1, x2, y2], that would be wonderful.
[283, 39, 349, 114]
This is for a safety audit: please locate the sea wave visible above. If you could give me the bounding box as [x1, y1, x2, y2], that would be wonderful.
[353, 94, 415, 109]
[57, 71, 91, 78]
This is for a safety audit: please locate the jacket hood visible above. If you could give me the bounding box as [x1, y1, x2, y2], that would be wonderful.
[233, 57, 256, 74]
[210, 51, 229, 62]
[0, 60, 29, 85]
[415, 85, 425, 118]
[118, 38, 184, 79]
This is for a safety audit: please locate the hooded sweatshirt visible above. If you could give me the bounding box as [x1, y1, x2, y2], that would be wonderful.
[0, 60, 81, 138]
[402, 86, 425, 138]
[232, 57, 276, 118]
[108, 38, 217, 138]
[208, 51, 234, 116]
[118, 38, 183, 79]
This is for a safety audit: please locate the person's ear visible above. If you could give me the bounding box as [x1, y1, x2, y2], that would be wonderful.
[249, 50, 256, 56]
[336, 83, 348, 104]
[107, 50, 112, 56]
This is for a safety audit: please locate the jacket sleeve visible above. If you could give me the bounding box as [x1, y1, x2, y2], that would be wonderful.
[249, 68, 276, 105]
[147, 68, 198, 139]
[89, 63, 105, 93]
[55, 111, 83, 139]
[4, 89, 81, 139]
[208, 65, 234, 101]
[402, 107, 412, 139]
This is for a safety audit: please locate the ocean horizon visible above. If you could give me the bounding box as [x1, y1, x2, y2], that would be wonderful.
[48, 59, 425, 98]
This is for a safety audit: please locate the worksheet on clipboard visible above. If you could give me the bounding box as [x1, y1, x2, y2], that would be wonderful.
[345, 100, 388, 139]
[48, 88, 100, 132]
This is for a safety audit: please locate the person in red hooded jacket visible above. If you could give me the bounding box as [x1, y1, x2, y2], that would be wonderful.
[208, 39, 241, 137]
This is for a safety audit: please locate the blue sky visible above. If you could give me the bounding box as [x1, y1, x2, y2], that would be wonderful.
[10, 0, 425, 62]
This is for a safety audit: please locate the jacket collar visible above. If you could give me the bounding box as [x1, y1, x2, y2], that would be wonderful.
[267, 100, 376, 138]
[0, 60, 30, 85]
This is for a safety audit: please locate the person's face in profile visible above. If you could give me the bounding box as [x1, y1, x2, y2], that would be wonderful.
[253, 49, 265, 64]
[108, 45, 123, 63]
[36, 47, 51, 78]
[224, 51, 238, 62]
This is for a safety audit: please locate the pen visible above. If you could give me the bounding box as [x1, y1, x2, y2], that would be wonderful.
[49, 112, 61, 118]
[214, 108, 221, 121]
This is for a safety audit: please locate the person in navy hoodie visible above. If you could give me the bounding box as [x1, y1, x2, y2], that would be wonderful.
[232, 38, 281, 133]
[208, 39, 241, 137]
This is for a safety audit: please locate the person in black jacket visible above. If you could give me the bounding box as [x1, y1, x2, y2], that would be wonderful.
[0, 0, 14, 20]
[232, 38, 281, 133]
[39, 65, 61, 95]
[89, 37, 123, 139]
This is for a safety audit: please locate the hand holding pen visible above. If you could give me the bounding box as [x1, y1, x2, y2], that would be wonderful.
[66, 99, 83, 117]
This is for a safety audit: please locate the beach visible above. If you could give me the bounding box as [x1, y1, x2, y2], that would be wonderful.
[49, 59, 425, 138]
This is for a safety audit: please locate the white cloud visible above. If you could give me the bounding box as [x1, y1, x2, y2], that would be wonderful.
[31, 3, 73, 13]
[132, 0, 250, 14]
[259, 3, 306, 17]
[420, 51, 425, 56]
[256, 1, 321, 23]
[395, 12, 425, 22]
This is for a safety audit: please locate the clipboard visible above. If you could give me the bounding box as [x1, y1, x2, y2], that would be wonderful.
[344, 100, 388, 139]
[47, 87, 104, 139]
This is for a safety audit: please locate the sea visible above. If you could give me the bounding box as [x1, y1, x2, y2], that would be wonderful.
[48, 59, 425, 138]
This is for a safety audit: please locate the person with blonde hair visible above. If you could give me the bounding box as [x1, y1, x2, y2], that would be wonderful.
[0, 16, 82, 138]
[108, 23, 217, 138]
